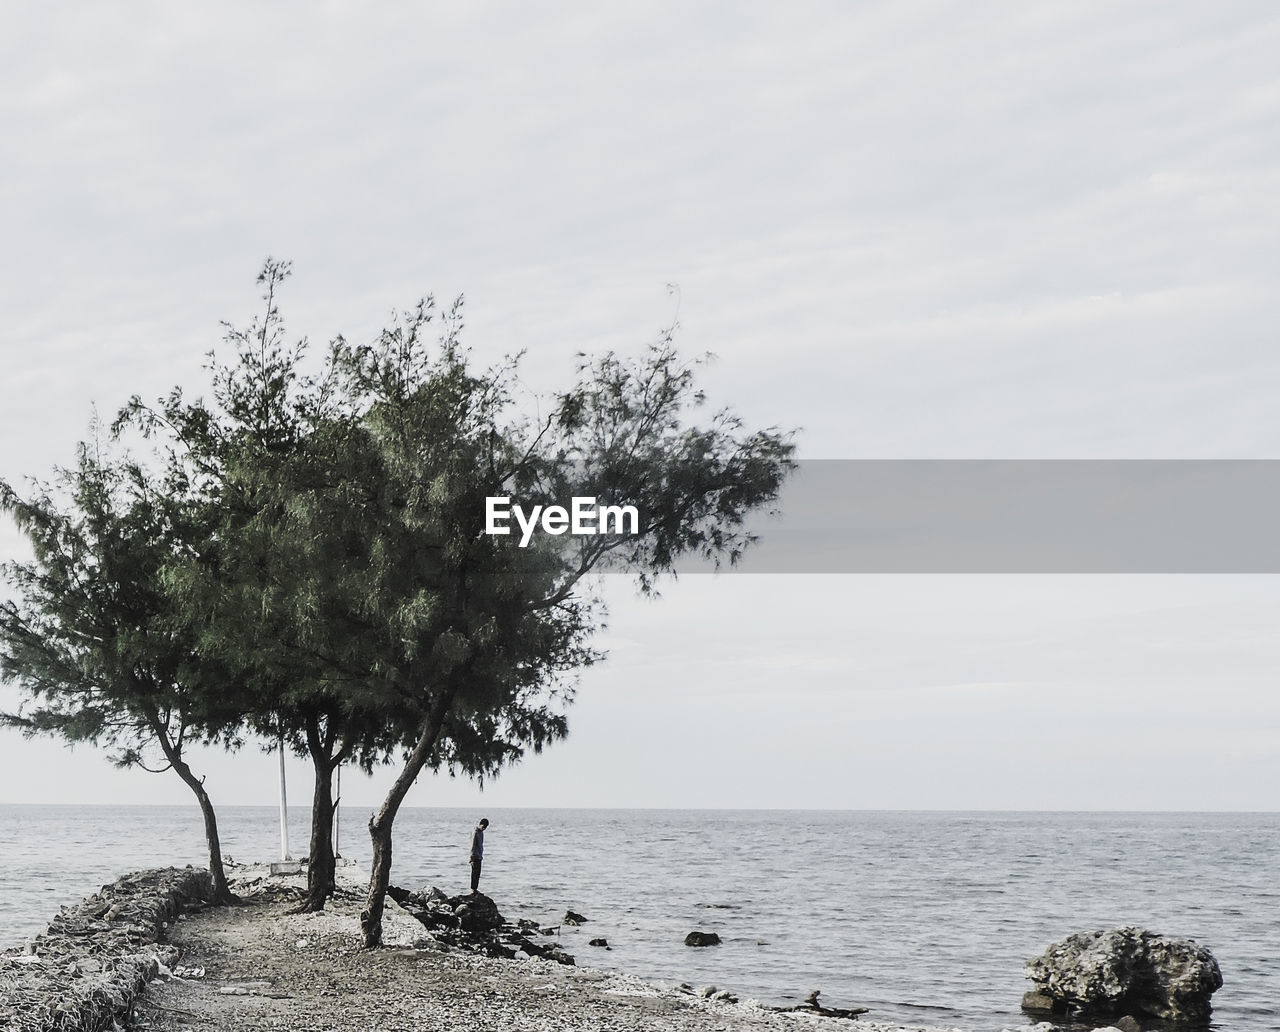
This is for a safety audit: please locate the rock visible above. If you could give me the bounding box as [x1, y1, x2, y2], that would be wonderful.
[412, 906, 461, 932]
[397, 884, 452, 910]
[393, 885, 582, 965]
[698, 985, 718, 998]
[1024, 926, 1223, 1023]
[539, 944, 576, 966]
[588, 937, 609, 948]
[1114, 1017, 1142, 1032]
[710, 990, 738, 1003]
[685, 931, 722, 947]
[1021, 989, 1067, 1014]
[480, 940, 517, 960]
[562, 910, 588, 925]
[452, 892, 505, 934]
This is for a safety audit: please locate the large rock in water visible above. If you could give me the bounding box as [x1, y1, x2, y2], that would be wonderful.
[1024, 926, 1223, 1023]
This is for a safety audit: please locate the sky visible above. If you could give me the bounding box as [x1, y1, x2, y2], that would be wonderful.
[1, 2, 1278, 813]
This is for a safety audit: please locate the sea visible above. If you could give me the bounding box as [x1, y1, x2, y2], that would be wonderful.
[0, 806, 1274, 1031]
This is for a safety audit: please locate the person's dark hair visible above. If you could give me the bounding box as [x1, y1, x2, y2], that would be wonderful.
[479, 818, 489, 828]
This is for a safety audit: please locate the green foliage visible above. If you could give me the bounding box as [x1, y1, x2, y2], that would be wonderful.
[101, 260, 795, 789]
[3, 260, 796, 924]
[0, 445, 238, 768]
[0, 426, 242, 901]
[543, 336, 796, 591]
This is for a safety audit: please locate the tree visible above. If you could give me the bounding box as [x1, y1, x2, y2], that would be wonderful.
[311, 308, 798, 946]
[117, 260, 405, 913]
[141, 273, 613, 919]
[249, 297, 601, 933]
[0, 445, 241, 903]
[24, 260, 797, 936]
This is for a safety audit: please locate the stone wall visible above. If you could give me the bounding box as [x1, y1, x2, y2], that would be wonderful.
[1, 867, 212, 1032]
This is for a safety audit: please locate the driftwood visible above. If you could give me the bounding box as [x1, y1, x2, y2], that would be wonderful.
[773, 989, 870, 1020]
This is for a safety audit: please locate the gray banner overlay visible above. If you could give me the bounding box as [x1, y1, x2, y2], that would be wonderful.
[672, 460, 1280, 574]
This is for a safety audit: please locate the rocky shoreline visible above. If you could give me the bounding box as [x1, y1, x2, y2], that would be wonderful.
[4, 862, 1220, 1032]
[2, 862, 958, 1032]
[0, 866, 211, 1031]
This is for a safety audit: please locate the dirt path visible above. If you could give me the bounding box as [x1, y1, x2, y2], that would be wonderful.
[131, 878, 865, 1032]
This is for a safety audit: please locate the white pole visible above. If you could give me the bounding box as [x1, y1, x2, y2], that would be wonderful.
[278, 734, 291, 861]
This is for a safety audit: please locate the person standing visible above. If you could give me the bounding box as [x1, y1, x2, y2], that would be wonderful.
[469, 818, 489, 894]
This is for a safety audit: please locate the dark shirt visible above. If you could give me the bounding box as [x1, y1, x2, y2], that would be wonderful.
[470, 825, 485, 861]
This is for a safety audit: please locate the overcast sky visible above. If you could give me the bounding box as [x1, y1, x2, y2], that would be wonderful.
[2, 2, 1278, 813]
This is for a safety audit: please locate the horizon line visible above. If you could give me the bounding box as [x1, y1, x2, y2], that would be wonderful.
[1, 801, 1276, 815]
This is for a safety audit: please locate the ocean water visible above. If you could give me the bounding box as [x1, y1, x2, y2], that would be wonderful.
[0, 806, 1274, 1030]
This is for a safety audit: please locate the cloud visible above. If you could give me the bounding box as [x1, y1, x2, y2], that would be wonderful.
[2, 1, 1279, 808]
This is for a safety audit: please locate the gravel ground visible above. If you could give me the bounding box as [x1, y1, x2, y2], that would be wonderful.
[130, 868, 959, 1032]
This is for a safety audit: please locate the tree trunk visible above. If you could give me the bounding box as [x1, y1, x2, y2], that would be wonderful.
[147, 712, 235, 905]
[361, 803, 395, 947]
[360, 690, 454, 947]
[299, 739, 337, 913]
[171, 755, 236, 905]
